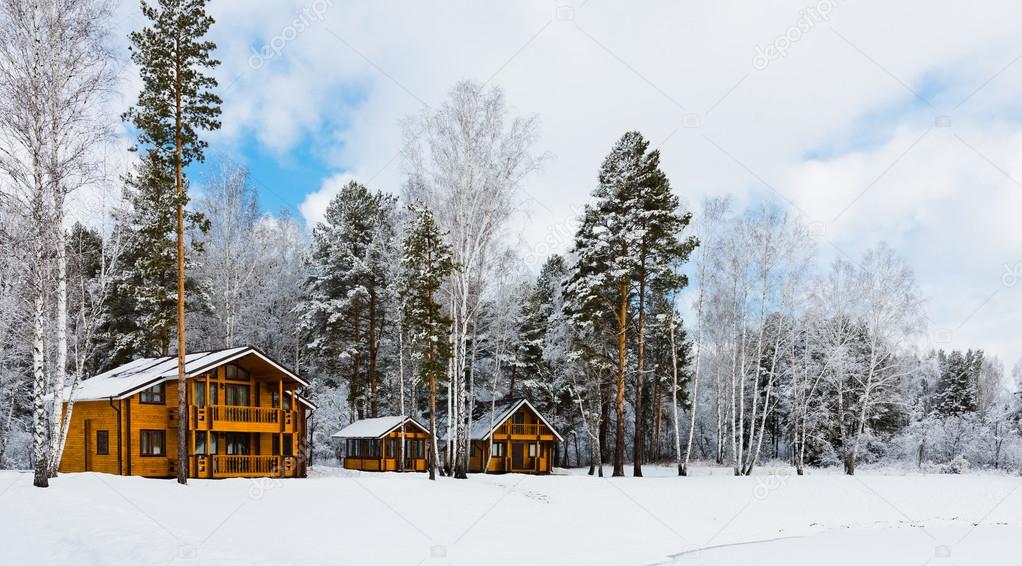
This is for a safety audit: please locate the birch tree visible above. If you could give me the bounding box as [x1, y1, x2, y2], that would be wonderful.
[0, 0, 115, 487]
[403, 80, 545, 479]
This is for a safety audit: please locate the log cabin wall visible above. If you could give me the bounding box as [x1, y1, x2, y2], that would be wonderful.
[58, 350, 311, 479]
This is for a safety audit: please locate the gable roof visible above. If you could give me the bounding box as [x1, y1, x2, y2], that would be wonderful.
[331, 416, 428, 439]
[68, 346, 309, 402]
[443, 398, 564, 442]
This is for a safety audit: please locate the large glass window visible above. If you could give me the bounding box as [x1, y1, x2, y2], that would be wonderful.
[139, 383, 165, 404]
[225, 384, 250, 406]
[272, 435, 293, 456]
[194, 432, 207, 455]
[225, 433, 249, 455]
[140, 430, 165, 456]
[225, 364, 250, 381]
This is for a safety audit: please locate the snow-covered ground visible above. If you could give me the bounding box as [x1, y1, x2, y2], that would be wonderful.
[1, 464, 1020, 565]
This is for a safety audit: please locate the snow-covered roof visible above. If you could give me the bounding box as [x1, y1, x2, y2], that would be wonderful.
[68, 346, 309, 402]
[442, 398, 564, 442]
[331, 416, 428, 439]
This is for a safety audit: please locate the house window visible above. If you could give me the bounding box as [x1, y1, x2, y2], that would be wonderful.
[225, 364, 250, 381]
[96, 430, 109, 455]
[283, 392, 292, 411]
[140, 430, 165, 456]
[272, 435, 293, 456]
[225, 433, 250, 455]
[529, 443, 537, 458]
[194, 382, 207, 407]
[225, 384, 250, 406]
[491, 442, 505, 457]
[513, 412, 525, 424]
[139, 383, 165, 404]
[271, 390, 280, 409]
[194, 432, 207, 455]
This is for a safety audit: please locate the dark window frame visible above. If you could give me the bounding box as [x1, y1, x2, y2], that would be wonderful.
[96, 430, 110, 455]
[138, 383, 166, 405]
[139, 430, 166, 457]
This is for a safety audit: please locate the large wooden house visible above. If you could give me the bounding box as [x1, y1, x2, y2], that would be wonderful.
[58, 346, 314, 479]
[333, 416, 430, 472]
[458, 398, 562, 474]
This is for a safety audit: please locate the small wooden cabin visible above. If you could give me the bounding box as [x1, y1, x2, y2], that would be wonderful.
[333, 416, 430, 472]
[462, 399, 562, 474]
[58, 346, 314, 479]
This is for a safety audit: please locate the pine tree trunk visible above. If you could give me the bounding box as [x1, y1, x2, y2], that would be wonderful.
[368, 288, 378, 418]
[670, 309, 683, 476]
[632, 278, 646, 477]
[613, 279, 627, 477]
[398, 317, 405, 472]
[352, 300, 362, 419]
[175, 58, 188, 485]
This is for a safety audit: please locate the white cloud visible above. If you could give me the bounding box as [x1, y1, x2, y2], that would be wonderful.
[298, 172, 357, 227]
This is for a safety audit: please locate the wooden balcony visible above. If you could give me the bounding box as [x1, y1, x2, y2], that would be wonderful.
[190, 406, 298, 433]
[494, 423, 555, 439]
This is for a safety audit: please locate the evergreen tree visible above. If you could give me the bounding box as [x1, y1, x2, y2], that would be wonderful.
[623, 132, 697, 476]
[302, 181, 398, 418]
[124, 0, 222, 484]
[934, 349, 981, 417]
[399, 205, 455, 480]
[98, 152, 207, 369]
[565, 131, 695, 476]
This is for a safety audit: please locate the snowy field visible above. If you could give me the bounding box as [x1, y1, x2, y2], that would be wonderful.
[1, 465, 1021, 566]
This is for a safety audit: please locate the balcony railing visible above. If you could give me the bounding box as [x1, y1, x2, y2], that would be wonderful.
[210, 406, 279, 424]
[496, 423, 543, 436]
[212, 455, 281, 477]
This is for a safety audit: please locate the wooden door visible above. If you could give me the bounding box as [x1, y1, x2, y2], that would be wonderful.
[511, 442, 524, 469]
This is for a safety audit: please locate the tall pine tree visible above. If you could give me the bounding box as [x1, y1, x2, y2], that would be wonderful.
[565, 131, 695, 476]
[399, 205, 455, 481]
[124, 0, 222, 484]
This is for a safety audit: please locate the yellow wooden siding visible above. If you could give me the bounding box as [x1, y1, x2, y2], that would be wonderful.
[342, 426, 430, 472]
[59, 354, 309, 479]
[58, 399, 124, 474]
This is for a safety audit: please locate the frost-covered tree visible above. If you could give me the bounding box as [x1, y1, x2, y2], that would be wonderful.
[403, 80, 546, 479]
[933, 349, 981, 417]
[565, 131, 692, 477]
[192, 164, 261, 349]
[100, 152, 207, 366]
[302, 181, 398, 418]
[0, 0, 115, 487]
